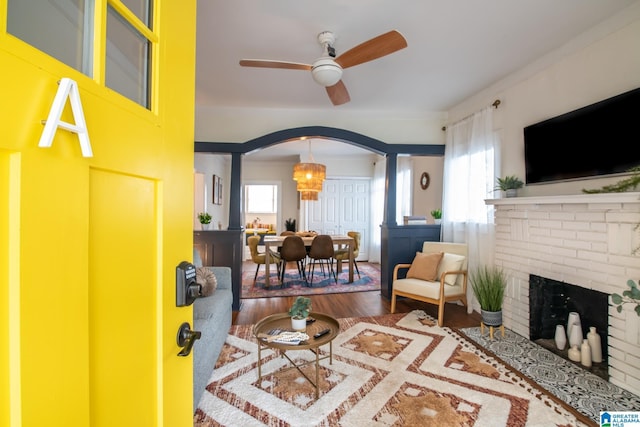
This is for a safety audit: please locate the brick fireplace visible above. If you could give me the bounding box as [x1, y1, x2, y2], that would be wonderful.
[486, 192, 640, 396]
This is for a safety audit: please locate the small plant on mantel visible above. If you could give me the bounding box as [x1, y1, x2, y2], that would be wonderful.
[611, 279, 640, 317]
[494, 175, 524, 198]
[495, 175, 524, 191]
[430, 209, 442, 220]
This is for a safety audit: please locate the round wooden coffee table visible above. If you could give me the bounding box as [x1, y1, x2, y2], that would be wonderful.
[253, 312, 340, 399]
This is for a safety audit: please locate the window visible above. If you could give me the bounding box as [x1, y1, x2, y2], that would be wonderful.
[245, 184, 277, 213]
[7, 0, 155, 109]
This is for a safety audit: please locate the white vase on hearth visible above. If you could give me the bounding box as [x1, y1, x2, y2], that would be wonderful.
[568, 345, 581, 362]
[568, 321, 583, 348]
[581, 339, 592, 367]
[567, 312, 582, 347]
[554, 324, 567, 350]
[587, 326, 603, 363]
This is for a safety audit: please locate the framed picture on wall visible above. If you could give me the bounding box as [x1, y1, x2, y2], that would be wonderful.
[213, 175, 221, 205]
[217, 177, 223, 205]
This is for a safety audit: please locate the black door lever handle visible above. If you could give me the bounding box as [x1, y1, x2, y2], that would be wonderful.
[177, 322, 201, 357]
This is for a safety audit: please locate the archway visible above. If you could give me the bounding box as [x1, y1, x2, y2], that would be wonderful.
[194, 126, 444, 310]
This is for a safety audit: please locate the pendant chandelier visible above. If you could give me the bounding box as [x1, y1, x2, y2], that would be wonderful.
[292, 140, 326, 200]
[299, 190, 319, 201]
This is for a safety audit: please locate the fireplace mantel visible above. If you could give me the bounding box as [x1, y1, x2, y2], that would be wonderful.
[486, 191, 640, 206]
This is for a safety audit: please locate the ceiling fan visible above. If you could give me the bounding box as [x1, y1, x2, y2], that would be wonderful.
[239, 30, 408, 106]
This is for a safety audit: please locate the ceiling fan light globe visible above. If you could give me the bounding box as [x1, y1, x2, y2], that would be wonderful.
[311, 58, 343, 87]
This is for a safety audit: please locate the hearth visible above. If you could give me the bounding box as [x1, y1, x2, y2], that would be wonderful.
[529, 274, 609, 380]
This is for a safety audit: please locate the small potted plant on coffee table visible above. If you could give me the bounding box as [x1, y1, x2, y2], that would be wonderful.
[288, 296, 311, 331]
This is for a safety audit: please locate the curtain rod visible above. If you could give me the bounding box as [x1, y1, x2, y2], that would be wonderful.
[441, 99, 500, 131]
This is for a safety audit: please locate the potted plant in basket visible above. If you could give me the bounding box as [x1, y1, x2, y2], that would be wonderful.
[197, 212, 212, 230]
[471, 266, 507, 327]
[495, 175, 524, 198]
[430, 209, 442, 225]
[288, 296, 311, 331]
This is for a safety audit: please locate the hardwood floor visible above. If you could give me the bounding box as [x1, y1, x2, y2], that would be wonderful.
[232, 291, 481, 329]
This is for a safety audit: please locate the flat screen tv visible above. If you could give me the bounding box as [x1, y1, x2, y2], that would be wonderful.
[524, 87, 640, 184]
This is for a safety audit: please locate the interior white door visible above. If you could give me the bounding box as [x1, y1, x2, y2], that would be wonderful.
[307, 178, 370, 260]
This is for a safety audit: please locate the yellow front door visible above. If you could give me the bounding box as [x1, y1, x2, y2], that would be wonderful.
[0, 1, 197, 426]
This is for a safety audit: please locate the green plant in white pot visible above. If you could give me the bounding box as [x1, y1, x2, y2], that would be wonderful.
[197, 212, 212, 230]
[471, 265, 507, 327]
[495, 175, 524, 198]
[288, 296, 312, 331]
[430, 209, 442, 224]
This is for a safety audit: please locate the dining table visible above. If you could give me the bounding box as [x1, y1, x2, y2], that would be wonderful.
[263, 234, 355, 287]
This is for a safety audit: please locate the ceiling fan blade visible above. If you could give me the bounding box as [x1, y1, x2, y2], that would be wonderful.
[334, 30, 407, 69]
[239, 59, 312, 71]
[326, 80, 350, 106]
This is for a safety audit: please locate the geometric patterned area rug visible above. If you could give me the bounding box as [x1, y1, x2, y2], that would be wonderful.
[461, 326, 640, 425]
[241, 262, 381, 299]
[194, 311, 594, 426]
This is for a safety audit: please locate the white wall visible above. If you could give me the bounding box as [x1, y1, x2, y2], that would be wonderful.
[193, 153, 230, 228]
[448, 4, 640, 197]
[411, 156, 444, 222]
[195, 107, 447, 146]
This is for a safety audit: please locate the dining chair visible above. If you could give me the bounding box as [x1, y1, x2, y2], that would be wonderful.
[307, 234, 337, 285]
[278, 235, 308, 285]
[247, 235, 281, 284]
[334, 231, 361, 279]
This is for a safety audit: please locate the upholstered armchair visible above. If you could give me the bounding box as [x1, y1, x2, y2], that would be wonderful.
[391, 242, 468, 326]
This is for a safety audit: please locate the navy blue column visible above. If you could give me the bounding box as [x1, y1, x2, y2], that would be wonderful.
[383, 153, 397, 226]
[228, 153, 243, 230]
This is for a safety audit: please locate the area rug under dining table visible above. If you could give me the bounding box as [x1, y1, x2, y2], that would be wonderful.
[241, 262, 381, 299]
[194, 311, 594, 426]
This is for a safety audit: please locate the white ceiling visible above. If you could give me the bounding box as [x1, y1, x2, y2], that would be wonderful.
[194, 0, 638, 159]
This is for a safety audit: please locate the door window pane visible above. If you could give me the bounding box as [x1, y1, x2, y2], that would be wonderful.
[7, 0, 92, 75]
[106, 5, 151, 108]
[121, 0, 152, 27]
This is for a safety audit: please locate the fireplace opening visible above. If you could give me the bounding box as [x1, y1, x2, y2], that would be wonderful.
[529, 274, 608, 380]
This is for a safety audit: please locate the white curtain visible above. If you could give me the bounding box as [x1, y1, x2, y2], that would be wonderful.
[442, 106, 500, 311]
[369, 159, 385, 263]
[396, 156, 413, 225]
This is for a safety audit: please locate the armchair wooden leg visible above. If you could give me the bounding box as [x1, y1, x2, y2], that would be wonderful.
[437, 302, 445, 327]
[390, 291, 397, 313]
